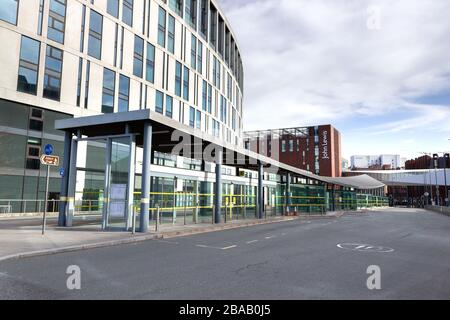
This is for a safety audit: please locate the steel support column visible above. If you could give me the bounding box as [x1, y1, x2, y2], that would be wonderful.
[58, 131, 71, 227]
[258, 161, 264, 219]
[126, 134, 136, 230]
[285, 173, 291, 214]
[140, 123, 152, 233]
[65, 131, 80, 227]
[214, 148, 223, 224]
[102, 138, 112, 230]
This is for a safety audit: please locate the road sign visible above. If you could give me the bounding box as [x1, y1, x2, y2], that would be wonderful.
[44, 144, 54, 155]
[40, 155, 60, 166]
[59, 167, 65, 177]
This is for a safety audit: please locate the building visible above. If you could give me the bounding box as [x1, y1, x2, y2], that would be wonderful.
[350, 154, 404, 170]
[244, 125, 342, 177]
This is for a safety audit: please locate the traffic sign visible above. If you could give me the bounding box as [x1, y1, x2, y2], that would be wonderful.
[44, 144, 54, 155]
[59, 167, 65, 177]
[40, 155, 60, 166]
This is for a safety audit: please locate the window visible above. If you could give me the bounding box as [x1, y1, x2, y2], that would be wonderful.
[85, 61, 90, 108]
[183, 66, 189, 101]
[102, 68, 116, 113]
[202, 80, 207, 111]
[38, 0, 45, 35]
[166, 95, 173, 118]
[88, 10, 103, 60]
[157, 6, 166, 47]
[220, 95, 226, 123]
[76, 58, 83, 106]
[213, 119, 220, 137]
[197, 40, 203, 74]
[118, 75, 130, 112]
[167, 15, 175, 54]
[107, 0, 119, 18]
[169, 0, 183, 18]
[207, 84, 212, 113]
[80, 5, 86, 52]
[0, 0, 18, 25]
[146, 43, 155, 83]
[29, 108, 43, 132]
[209, 4, 217, 48]
[155, 90, 164, 114]
[43, 45, 63, 101]
[189, 107, 195, 128]
[200, 0, 208, 39]
[289, 140, 294, 152]
[196, 110, 201, 129]
[133, 36, 144, 77]
[225, 29, 230, 65]
[218, 16, 224, 56]
[48, 0, 67, 44]
[185, 0, 197, 29]
[175, 61, 182, 97]
[26, 138, 42, 170]
[281, 140, 286, 153]
[17, 36, 41, 96]
[191, 35, 197, 70]
[122, 0, 133, 27]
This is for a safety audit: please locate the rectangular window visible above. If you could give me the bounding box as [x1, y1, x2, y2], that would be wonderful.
[225, 29, 230, 65]
[191, 35, 197, 70]
[175, 61, 182, 97]
[220, 95, 226, 123]
[107, 0, 119, 18]
[0, 0, 18, 25]
[76, 58, 83, 106]
[38, 0, 45, 35]
[169, 0, 183, 18]
[185, 0, 197, 29]
[26, 138, 42, 170]
[289, 140, 294, 152]
[48, 0, 67, 44]
[183, 66, 189, 101]
[157, 6, 166, 47]
[218, 16, 224, 56]
[85, 60, 90, 108]
[232, 108, 236, 131]
[43, 45, 63, 101]
[102, 68, 116, 113]
[146, 42, 155, 83]
[200, 0, 208, 39]
[80, 5, 86, 52]
[197, 40, 203, 74]
[207, 84, 212, 113]
[196, 110, 201, 129]
[17, 36, 41, 96]
[133, 35, 144, 77]
[166, 95, 173, 118]
[118, 75, 130, 112]
[189, 106, 195, 128]
[167, 15, 175, 54]
[88, 10, 103, 60]
[155, 90, 164, 114]
[122, 0, 133, 27]
[209, 4, 217, 48]
[202, 80, 207, 111]
[281, 140, 286, 153]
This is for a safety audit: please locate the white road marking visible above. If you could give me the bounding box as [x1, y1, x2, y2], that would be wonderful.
[221, 245, 237, 250]
[246, 240, 259, 244]
[196, 244, 237, 250]
[157, 240, 179, 245]
[265, 236, 276, 239]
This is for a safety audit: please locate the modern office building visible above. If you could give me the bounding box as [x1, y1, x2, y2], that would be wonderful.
[350, 154, 405, 170]
[244, 125, 342, 177]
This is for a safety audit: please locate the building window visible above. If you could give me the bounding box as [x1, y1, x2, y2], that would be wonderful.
[80, 5, 86, 52]
[281, 140, 286, 153]
[185, 0, 197, 29]
[88, 10, 103, 60]
[209, 4, 217, 48]
[48, 0, 67, 44]
[207, 84, 212, 113]
[102, 68, 115, 114]
[85, 61, 90, 108]
[166, 95, 173, 118]
[175, 61, 182, 97]
[183, 66, 189, 101]
[26, 138, 42, 170]
[200, 0, 208, 39]
[155, 90, 164, 114]
[76, 58, 83, 107]
[122, 0, 133, 27]
[17, 36, 41, 96]
[43, 45, 63, 101]
[169, 0, 183, 18]
[118, 75, 130, 112]
[289, 140, 294, 152]
[197, 40, 203, 74]
[196, 110, 201, 129]
[0, 0, 18, 25]
[167, 15, 175, 54]
[218, 16, 224, 56]
[157, 6, 166, 47]
[38, 0, 45, 35]
[29, 108, 44, 132]
[202, 80, 207, 111]
[191, 35, 197, 70]
[146, 42, 155, 83]
[220, 95, 226, 123]
[133, 35, 144, 77]
[189, 106, 195, 128]
[107, 0, 119, 18]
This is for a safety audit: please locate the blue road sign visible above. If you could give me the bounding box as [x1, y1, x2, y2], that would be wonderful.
[44, 144, 54, 155]
[59, 167, 65, 177]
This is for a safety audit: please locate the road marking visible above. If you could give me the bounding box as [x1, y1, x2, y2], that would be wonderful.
[337, 243, 394, 253]
[221, 245, 237, 250]
[157, 240, 179, 245]
[265, 236, 276, 239]
[196, 244, 237, 250]
[246, 240, 259, 244]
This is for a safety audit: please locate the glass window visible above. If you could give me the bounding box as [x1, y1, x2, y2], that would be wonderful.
[146, 42, 155, 83]
[43, 45, 63, 101]
[185, 0, 197, 29]
[0, 0, 18, 25]
[197, 40, 203, 74]
[48, 0, 67, 44]
[207, 84, 212, 113]
[155, 90, 164, 114]
[102, 68, 116, 114]
[107, 0, 119, 18]
[200, 0, 208, 39]
[122, 0, 133, 27]
[166, 95, 173, 118]
[76, 58, 83, 107]
[80, 5, 86, 52]
[157, 6, 166, 47]
[183, 66, 189, 101]
[202, 80, 207, 111]
[38, 0, 45, 35]
[289, 140, 294, 152]
[175, 61, 182, 97]
[169, 0, 183, 18]
[167, 15, 175, 54]
[196, 110, 201, 129]
[281, 140, 286, 153]
[17, 36, 41, 96]
[118, 75, 130, 112]
[209, 4, 217, 48]
[191, 35, 197, 70]
[88, 10, 103, 60]
[189, 107, 195, 128]
[133, 35, 144, 77]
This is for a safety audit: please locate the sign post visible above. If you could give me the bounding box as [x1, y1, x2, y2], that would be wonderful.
[41, 145, 60, 236]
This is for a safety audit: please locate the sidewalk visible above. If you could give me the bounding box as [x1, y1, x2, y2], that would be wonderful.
[1, 214, 326, 262]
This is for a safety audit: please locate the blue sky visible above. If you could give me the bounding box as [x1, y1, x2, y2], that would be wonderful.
[219, 0, 450, 160]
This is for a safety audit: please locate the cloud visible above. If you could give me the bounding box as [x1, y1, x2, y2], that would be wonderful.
[220, 0, 450, 135]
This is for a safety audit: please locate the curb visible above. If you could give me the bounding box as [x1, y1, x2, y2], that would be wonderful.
[0, 217, 306, 263]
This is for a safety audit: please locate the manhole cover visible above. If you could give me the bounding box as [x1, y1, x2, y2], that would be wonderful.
[337, 243, 394, 253]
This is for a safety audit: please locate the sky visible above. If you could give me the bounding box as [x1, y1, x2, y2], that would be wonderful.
[218, 0, 450, 160]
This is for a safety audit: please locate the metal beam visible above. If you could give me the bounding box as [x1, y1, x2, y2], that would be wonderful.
[58, 131, 71, 227]
[215, 148, 223, 224]
[65, 131, 80, 227]
[258, 161, 264, 219]
[140, 123, 152, 232]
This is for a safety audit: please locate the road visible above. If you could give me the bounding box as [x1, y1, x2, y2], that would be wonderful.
[1, 208, 449, 300]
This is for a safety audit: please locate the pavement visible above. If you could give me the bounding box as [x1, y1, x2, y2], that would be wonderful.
[1, 207, 449, 300]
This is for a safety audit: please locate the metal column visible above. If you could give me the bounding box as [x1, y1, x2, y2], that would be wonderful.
[58, 131, 71, 227]
[285, 173, 291, 214]
[257, 161, 264, 219]
[65, 131, 80, 227]
[126, 134, 136, 230]
[331, 184, 336, 212]
[102, 138, 112, 230]
[214, 148, 223, 224]
[140, 123, 152, 233]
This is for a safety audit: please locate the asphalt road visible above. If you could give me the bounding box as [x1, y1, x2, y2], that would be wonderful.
[1, 208, 449, 300]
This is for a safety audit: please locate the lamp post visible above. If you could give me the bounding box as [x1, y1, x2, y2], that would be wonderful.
[444, 153, 449, 207]
[433, 154, 440, 206]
